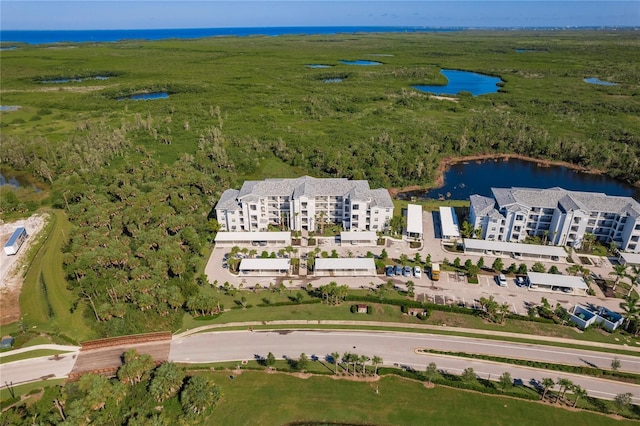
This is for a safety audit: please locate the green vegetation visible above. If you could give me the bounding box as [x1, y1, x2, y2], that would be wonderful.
[16, 210, 94, 342]
[6, 370, 636, 425]
[0, 349, 71, 365]
[1, 30, 639, 339]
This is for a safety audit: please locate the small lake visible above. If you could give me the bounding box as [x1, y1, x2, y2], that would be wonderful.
[306, 64, 332, 68]
[339, 60, 381, 66]
[413, 69, 502, 97]
[323, 78, 342, 83]
[398, 158, 640, 201]
[119, 92, 169, 101]
[0, 46, 17, 51]
[584, 77, 617, 86]
[0, 106, 20, 112]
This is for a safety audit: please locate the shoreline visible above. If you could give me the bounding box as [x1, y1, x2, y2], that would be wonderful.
[388, 153, 615, 198]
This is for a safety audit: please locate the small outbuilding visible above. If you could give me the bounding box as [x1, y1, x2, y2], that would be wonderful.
[4, 227, 28, 256]
[0, 336, 15, 349]
[356, 304, 368, 314]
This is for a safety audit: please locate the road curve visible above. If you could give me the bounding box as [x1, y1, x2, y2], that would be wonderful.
[170, 330, 640, 403]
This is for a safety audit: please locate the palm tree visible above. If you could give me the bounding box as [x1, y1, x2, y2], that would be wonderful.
[626, 266, 640, 297]
[557, 378, 573, 404]
[425, 362, 439, 384]
[348, 353, 360, 376]
[619, 293, 640, 331]
[331, 352, 341, 375]
[609, 264, 628, 291]
[360, 355, 370, 375]
[541, 378, 555, 401]
[372, 355, 383, 376]
[572, 384, 587, 408]
[498, 302, 511, 324]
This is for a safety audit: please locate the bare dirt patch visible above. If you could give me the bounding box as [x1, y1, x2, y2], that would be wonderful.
[0, 213, 48, 325]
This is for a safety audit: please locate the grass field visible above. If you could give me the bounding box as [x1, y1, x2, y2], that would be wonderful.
[199, 370, 637, 425]
[16, 210, 94, 343]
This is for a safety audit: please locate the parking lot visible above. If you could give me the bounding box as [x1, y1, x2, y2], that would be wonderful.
[204, 210, 625, 315]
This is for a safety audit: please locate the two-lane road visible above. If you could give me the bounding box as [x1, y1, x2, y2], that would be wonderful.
[170, 330, 640, 403]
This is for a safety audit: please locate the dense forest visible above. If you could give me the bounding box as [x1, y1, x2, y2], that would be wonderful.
[1, 30, 639, 335]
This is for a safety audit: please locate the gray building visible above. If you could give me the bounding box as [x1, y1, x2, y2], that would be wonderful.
[215, 176, 393, 233]
[469, 187, 640, 253]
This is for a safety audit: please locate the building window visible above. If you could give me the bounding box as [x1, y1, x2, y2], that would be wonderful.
[352, 204, 359, 210]
[516, 215, 524, 221]
[635, 224, 640, 231]
[250, 205, 257, 211]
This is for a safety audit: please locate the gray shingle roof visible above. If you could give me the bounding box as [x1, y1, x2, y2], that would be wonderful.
[470, 194, 496, 217]
[220, 176, 392, 207]
[215, 189, 241, 210]
[490, 187, 640, 216]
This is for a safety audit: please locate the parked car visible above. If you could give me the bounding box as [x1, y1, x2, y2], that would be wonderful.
[551, 286, 560, 291]
[414, 266, 422, 278]
[497, 274, 507, 287]
[561, 287, 573, 293]
[516, 276, 525, 287]
[403, 266, 412, 277]
[385, 265, 395, 277]
[394, 265, 403, 276]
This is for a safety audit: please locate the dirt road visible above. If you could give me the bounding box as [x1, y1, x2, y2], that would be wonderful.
[0, 213, 48, 324]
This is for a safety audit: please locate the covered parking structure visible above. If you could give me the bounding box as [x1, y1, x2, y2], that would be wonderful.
[239, 258, 290, 276]
[462, 239, 566, 261]
[526, 271, 589, 296]
[314, 258, 377, 276]
[340, 231, 378, 246]
[439, 207, 460, 240]
[618, 252, 640, 267]
[406, 204, 423, 240]
[214, 231, 291, 247]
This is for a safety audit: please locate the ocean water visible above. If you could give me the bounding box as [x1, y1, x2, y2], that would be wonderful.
[0, 26, 457, 45]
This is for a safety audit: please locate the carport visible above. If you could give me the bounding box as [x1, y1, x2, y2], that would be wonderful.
[314, 258, 377, 276]
[340, 231, 377, 246]
[439, 207, 460, 240]
[406, 204, 423, 240]
[215, 231, 291, 247]
[526, 271, 589, 296]
[463, 239, 566, 260]
[239, 258, 290, 276]
[618, 252, 640, 267]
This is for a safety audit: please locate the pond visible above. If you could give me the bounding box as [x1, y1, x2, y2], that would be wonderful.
[339, 60, 381, 66]
[0, 172, 41, 192]
[323, 78, 342, 83]
[413, 69, 502, 96]
[119, 92, 169, 101]
[584, 77, 617, 86]
[0, 106, 20, 112]
[306, 64, 332, 68]
[398, 158, 640, 201]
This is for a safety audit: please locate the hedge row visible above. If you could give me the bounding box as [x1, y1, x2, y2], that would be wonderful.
[421, 349, 640, 384]
[256, 299, 322, 308]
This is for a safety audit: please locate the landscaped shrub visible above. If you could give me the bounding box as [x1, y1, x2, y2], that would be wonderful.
[350, 304, 357, 314]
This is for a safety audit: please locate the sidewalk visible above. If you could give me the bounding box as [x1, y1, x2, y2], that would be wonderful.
[173, 320, 640, 353]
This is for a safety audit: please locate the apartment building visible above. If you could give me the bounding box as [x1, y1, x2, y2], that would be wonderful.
[215, 176, 394, 233]
[469, 187, 640, 253]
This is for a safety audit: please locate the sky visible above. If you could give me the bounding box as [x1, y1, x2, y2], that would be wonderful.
[1, 1, 638, 30]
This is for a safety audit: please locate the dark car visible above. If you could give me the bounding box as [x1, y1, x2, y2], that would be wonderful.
[394, 265, 403, 276]
[385, 265, 394, 277]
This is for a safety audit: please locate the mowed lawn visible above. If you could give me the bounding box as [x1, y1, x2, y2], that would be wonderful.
[19, 209, 94, 341]
[205, 371, 634, 426]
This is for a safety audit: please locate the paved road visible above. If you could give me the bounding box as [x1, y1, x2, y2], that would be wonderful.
[170, 330, 640, 403]
[0, 351, 79, 387]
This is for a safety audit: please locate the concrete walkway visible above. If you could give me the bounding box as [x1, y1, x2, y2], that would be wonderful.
[173, 320, 640, 353]
[0, 344, 80, 358]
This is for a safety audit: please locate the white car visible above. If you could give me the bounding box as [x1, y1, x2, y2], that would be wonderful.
[414, 266, 422, 278]
[497, 274, 508, 287]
